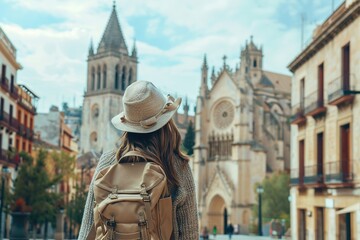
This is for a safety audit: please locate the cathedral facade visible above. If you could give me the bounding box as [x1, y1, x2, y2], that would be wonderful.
[80, 5, 138, 154]
[193, 38, 291, 234]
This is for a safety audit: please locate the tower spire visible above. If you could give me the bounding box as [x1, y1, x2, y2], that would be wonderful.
[211, 66, 216, 84]
[97, 4, 128, 54]
[88, 38, 94, 56]
[131, 38, 137, 58]
[200, 54, 209, 96]
[202, 54, 208, 69]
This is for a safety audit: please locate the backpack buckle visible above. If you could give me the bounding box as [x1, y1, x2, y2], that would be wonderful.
[138, 220, 148, 227]
[142, 195, 150, 202]
[106, 219, 117, 229]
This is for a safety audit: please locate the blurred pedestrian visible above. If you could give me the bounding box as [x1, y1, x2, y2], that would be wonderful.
[227, 223, 234, 239]
[213, 225, 217, 239]
[201, 226, 209, 240]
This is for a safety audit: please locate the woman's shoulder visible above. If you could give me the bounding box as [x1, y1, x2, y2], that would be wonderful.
[96, 149, 117, 172]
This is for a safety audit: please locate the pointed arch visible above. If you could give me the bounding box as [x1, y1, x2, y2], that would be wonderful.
[253, 59, 257, 68]
[103, 64, 107, 89]
[115, 64, 119, 89]
[121, 66, 127, 91]
[91, 67, 95, 90]
[128, 68, 133, 86]
[97, 65, 101, 89]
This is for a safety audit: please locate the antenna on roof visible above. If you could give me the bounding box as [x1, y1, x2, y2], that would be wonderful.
[301, 13, 305, 50]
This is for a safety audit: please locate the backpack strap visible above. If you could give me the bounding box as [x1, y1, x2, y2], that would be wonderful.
[118, 150, 158, 163]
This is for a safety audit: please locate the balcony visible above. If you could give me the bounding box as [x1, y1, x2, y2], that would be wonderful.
[18, 96, 36, 114]
[0, 149, 19, 166]
[18, 124, 26, 137]
[1, 78, 9, 92]
[0, 112, 10, 129]
[304, 164, 323, 184]
[8, 117, 19, 133]
[10, 85, 18, 100]
[304, 91, 326, 117]
[325, 160, 353, 185]
[25, 128, 34, 140]
[290, 102, 306, 125]
[327, 75, 355, 106]
[290, 168, 302, 185]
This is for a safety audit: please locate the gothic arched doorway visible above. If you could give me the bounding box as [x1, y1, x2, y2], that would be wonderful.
[208, 195, 227, 234]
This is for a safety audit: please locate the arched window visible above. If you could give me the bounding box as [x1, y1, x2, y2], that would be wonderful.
[115, 65, 119, 89]
[103, 64, 107, 89]
[90, 132, 98, 148]
[121, 66, 127, 91]
[91, 67, 95, 90]
[128, 68, 133, 85]
[253, 59, 257, 68]
[97, 65, 101, 89]
[92, 104, 99, 118]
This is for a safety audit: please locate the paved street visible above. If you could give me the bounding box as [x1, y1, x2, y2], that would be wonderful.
[200, 235, 272, 240]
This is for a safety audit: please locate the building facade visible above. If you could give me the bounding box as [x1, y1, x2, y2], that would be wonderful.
[0, 26, 22, 169]
[16, 84, 38, 155]
[193, 38, 291, 234]
[288, 0, 360, 239]
[80, 4, 138, 154]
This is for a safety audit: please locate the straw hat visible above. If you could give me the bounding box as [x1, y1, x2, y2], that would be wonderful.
[111, 81, 182, 133]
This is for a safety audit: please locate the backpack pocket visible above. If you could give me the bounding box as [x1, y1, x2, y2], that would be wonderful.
[157, 197, 173, 240]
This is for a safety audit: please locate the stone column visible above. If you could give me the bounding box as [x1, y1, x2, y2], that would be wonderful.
[54, 210, 64, 240]
[327, 208, 336, 240]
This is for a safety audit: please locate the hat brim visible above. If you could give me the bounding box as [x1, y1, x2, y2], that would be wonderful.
[111, 103, 180, 134]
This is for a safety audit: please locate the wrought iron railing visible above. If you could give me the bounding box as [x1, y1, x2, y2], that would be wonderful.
[325, 160, 353, 183]
[10, 85, 18, 100]
[0, 111, 9, 123]
[290, 168, 301, 185]
[9, 117, 19, 131]
[290, 102, 305, 122]
[327, 75, 356, 103]
[304, 164, 323, 183]
[1, 77, 9, 91]
[18, 96, 36, 114]
[304, 91, 324, 115]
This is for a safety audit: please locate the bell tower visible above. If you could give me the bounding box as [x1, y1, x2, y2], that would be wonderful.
[80, 3, 138, 154]
[240, 36, 263, 85]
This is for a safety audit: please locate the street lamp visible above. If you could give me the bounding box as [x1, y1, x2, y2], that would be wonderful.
[256, 185, 264, 236]
[0, 166, 10, 240]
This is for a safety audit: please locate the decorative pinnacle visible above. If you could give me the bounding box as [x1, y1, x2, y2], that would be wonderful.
[223, 55, 227, 68]
[202, 54, 208, 69]
[113, 0, 116, 9]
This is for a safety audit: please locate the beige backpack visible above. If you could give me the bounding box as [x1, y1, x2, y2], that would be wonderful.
[93, 151, 173, 240]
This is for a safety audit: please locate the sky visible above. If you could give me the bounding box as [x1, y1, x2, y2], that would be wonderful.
[0, 0, 343, 114]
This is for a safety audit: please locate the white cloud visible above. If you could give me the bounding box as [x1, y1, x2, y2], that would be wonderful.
[1, 0, 333, 113]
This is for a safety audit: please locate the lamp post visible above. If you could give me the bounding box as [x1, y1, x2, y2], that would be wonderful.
[0, 166, 10, 240]
[256, 185, 264, 236]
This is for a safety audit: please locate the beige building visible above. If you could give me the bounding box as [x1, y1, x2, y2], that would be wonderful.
[80, 4, 138, 154]
[193, 39, 291, 234]
[0, 26, 22, 170]
[288, 0, 360, 239]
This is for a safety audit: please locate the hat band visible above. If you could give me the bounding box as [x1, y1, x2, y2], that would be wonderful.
[120, 95, 181, 129]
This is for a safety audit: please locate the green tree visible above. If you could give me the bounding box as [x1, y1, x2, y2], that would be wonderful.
[183, 120, 195, 155]
[12, 150, 62, 238]
[253, 172, 290, 229]
[66, 183, 88, 237]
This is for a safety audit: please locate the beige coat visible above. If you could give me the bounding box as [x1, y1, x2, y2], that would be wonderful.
[78, 150, 199, 240]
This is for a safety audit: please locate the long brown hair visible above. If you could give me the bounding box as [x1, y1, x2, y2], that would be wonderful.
[116, 119, 189, 187]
